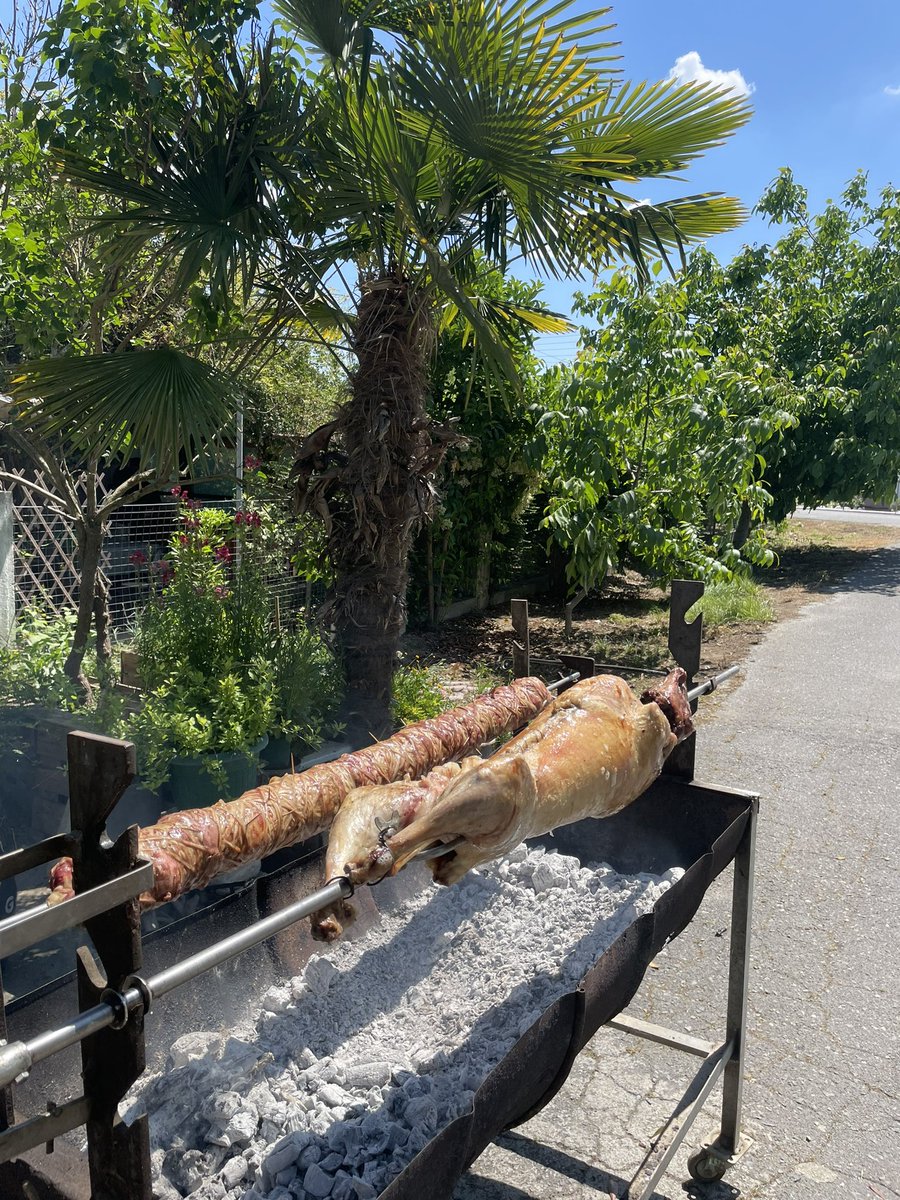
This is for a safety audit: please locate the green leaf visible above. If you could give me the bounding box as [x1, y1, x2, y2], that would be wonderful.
[8, 348, 235, 471]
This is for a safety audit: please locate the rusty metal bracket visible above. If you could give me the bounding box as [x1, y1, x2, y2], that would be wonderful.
[664, 579, 705, 781]
[67, 731, 153, 1200]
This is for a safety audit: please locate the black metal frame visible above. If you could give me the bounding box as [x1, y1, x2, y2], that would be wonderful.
[507, 579, 756, 1194]
[607, 794, 757, 1195]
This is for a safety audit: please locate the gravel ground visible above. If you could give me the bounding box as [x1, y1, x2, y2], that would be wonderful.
[454, 543, 900, 1200]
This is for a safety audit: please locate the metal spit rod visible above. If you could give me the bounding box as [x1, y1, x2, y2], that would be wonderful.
[0, 839, 459, 1090]
[0, 666, 739, 1090]
[687, 666, 739, 701]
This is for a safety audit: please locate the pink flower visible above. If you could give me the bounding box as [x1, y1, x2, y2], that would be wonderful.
[245, 511, 262, 528]
[170, 485, 185, 498]
[215, 545, 232, 562]
[129, 550, 147, 566]
[234, 511, 244, 525]
[243, 454, 261, 471]
[214, 585, 230, 598]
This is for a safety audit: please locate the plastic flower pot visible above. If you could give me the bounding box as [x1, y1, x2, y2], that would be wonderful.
[167, 736, 268, 811]
[260, 735, 314, 772]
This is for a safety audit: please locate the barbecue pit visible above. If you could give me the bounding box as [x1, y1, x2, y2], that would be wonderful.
[0, 580, 756, 1199]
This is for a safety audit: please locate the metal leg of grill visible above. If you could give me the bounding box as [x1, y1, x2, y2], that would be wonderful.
[701, 792, 758, 1168]
[614, 796, 758, 1196]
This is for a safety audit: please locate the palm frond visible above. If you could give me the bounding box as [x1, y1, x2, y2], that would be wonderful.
[579, 194, 748, 282]
[56, 39, 311, 306]
[7, 349, 235, 471]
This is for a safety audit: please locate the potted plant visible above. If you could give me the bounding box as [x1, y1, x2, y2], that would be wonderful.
[263, 622, 344, 770]
[125, 492, 274, 804]
[130, 666, 273, 806]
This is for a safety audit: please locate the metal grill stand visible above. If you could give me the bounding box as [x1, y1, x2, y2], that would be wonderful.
[606, 794, 756, 1194]
[0, 580, 757, 1198]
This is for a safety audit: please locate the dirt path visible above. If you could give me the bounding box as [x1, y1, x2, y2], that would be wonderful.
[402, 521, 900, 697]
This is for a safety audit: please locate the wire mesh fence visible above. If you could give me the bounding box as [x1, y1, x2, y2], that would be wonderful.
[12, 496, 317, 637]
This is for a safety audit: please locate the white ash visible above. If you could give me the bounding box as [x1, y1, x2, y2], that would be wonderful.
[130, 845, 682, 1200]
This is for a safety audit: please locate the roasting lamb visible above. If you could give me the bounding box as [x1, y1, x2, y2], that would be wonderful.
[313, 669, 692, 931]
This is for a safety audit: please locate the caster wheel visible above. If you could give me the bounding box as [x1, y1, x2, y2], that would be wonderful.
[688, 1148, 729, 1183]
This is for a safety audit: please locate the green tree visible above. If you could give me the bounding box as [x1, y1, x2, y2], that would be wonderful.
[0, 4, 228, 697]
[11, 0, 752, 732]
[411, 266, 553, 623]
[684, 170, 900, 516]
[537, 269, 796, 590]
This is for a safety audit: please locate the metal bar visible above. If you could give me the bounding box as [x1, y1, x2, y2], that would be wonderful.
[0, 1097, 91, 1163]
[593, 662, 668, 677]
[606, 1014, 717, 1059]
[687, 666, 740, 702]
[546, 671, 580, 693]
[0, 835, 470, 1090]
[0, 961, 13, 1131]
[148, 875, 352, 1000]
[626, 1039, 734, 1200]
[0, 862, 154, 958]
[715, 795, 758, 1154]
[511, 598, 530, 678]
[0, 833, 81, 883]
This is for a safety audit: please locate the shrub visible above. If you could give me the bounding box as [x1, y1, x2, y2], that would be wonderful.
[0, 607, 82, 711]
[127, 664, 275, 792]
[269, 622, 345, 745]
[391, 663, 447, 727]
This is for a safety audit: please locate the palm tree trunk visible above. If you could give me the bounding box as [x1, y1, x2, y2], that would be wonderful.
[327, 274, 434, 737]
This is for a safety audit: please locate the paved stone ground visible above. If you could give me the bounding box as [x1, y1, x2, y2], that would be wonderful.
[455, 544, 900, 1200]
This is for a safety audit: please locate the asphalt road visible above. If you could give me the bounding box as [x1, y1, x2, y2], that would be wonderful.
[455, 542, 900, 1200]
[794, 506, 900, 527]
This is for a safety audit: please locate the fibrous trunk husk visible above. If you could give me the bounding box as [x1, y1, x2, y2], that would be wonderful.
[325, 273, 435, 736]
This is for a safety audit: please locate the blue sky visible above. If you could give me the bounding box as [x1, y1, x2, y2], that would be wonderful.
[595, 0, 900, 234]
[529, 0, 900, 360]
[3, 0, 899, 362]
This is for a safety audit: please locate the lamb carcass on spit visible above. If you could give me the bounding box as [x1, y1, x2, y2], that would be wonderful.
[48, 678, 551, 908]
[312, 668, 692, 938]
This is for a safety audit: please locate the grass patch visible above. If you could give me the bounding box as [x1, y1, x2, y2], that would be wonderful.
[690, 577, 775, 628]
[593, 617, 669, 669]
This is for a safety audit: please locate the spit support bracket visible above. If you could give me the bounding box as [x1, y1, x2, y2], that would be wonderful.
[663, 578, 705, 782]
[0, 732, 154, 1199]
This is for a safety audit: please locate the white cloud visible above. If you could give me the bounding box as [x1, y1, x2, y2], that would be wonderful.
[885, 84, 900, 97]
[667, 51, 755, 99]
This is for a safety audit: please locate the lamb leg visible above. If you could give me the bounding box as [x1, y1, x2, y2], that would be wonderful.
[640, 666, 693, 741]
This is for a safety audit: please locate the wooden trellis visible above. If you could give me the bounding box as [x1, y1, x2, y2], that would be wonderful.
[6, 471, 316, 630]
[13, 503, 83, 614]
[5, 468, 107, 617]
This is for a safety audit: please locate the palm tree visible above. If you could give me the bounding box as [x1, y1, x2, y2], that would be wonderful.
[10, 0, 752, 734]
